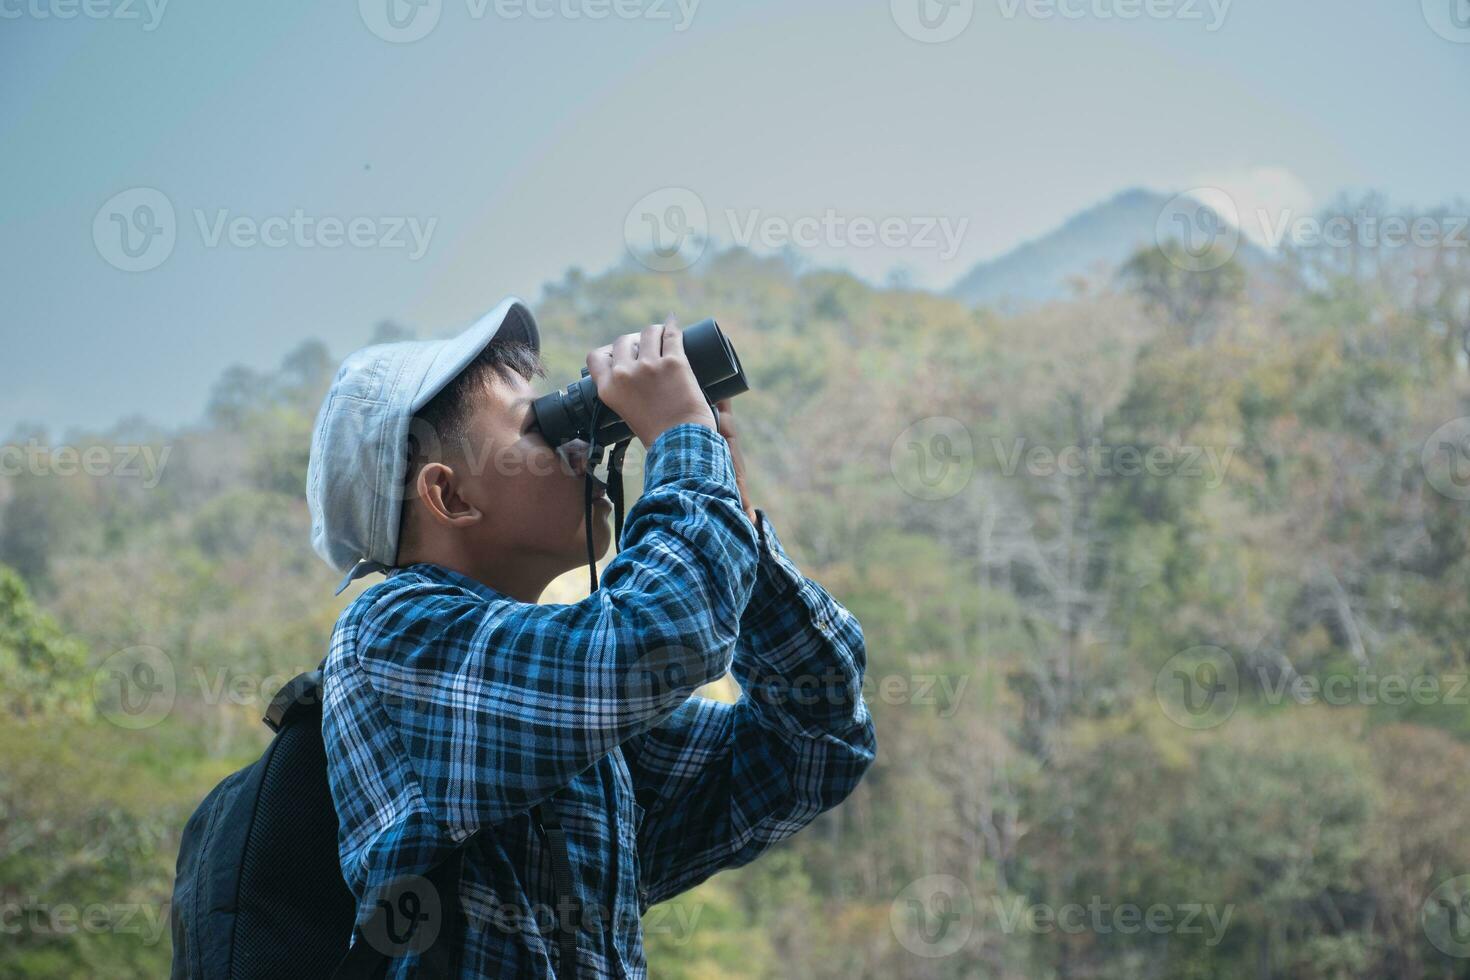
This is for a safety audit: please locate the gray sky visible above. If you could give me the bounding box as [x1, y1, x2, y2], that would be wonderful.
[3, 0, 1467, 434]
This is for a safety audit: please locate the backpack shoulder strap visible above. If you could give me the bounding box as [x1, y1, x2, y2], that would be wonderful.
[263, 670, 324, 733]
[329, 834, 476, 980]
[532, 801, 582, 978]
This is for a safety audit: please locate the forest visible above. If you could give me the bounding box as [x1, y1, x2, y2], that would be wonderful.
[4, 193, 1470, 978]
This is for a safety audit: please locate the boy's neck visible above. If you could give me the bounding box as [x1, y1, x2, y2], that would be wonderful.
[399, 546, 560, 604]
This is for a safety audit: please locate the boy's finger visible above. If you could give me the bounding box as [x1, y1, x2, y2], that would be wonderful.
[586, 347, 610, 385]
[640, 320, 666, 362]
[660, 319, 684, 359]
[611, 331, 638, 364]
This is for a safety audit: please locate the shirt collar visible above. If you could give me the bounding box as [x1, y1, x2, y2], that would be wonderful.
[391, 562, 513, 604]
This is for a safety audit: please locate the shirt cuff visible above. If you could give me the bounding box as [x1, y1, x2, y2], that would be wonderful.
[641, 421, 738, 494]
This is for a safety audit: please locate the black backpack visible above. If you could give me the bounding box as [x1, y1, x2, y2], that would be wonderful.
[169, 670, 584, 978]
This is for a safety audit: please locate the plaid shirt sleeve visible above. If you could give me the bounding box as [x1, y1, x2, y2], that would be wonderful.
[621, 506, 877, 907]
[349, 421, 760, 831]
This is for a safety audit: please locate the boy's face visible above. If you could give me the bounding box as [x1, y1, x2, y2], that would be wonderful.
[432, 370, 615, 575]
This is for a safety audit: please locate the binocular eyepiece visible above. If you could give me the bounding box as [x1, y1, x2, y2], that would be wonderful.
[530, 318, 748, 453]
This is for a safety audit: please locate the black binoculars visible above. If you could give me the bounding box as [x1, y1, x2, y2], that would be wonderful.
[530, 318, 748, 455]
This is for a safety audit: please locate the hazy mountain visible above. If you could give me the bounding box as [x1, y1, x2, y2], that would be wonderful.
[948, 188, 1267, 310]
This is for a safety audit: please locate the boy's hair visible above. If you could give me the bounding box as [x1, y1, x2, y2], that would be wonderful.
[398, 337, 547, 546]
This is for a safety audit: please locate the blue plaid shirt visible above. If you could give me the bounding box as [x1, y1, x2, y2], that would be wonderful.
[321, 422, 876, 978]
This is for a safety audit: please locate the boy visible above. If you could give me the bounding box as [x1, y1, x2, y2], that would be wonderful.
[306, 298, 876, 977]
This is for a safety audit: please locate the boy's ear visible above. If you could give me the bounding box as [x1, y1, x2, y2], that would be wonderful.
[415, 461, 483, 528]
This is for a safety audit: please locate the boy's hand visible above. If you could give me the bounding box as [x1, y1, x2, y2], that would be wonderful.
[713, 398, 758, 527]
[586, 315, 716, 447]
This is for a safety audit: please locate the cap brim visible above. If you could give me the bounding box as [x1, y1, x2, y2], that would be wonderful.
[411, 297, 541, 413]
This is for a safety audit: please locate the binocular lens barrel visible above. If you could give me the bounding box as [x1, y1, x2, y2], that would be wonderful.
[530, 318, 747, 450]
